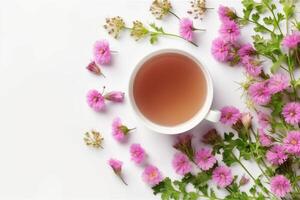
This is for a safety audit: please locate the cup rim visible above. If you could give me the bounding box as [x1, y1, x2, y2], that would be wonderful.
[128, 49, 213, 134]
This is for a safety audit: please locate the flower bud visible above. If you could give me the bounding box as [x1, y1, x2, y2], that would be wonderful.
[86, 61, 103, 75]
[201, 129, 222, 145]
[239, 175, 249, 186]
[241, 112, 252, 130]
[105, 91, 125, 102]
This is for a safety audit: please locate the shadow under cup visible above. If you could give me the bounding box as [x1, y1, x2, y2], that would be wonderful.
[129, 49, 213, 134]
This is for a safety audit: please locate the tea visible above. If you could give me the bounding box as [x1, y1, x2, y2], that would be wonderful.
[133, 52, 207, 126]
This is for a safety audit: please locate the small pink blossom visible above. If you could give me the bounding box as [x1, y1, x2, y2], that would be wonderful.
[104, 91, 125, 102]
[195, 148, 217, 170]
[283, 131, 300, 154]
[112, 117, 132, 142]
[201, 129, 222, 145]
[130, 143, 146, 164]
[241, 112, 252, 129]
[218, 5, 236, 22]
[93, 40, 111, 65]
[211, 37, 234, 62]
[258, 129, 273, 147]
[266, 145, 287, 165]
[108, 158, 127, 185]
[241, 56, 262, 77]
[267, 74, 289, 94]
[172, 152, 193, 175]
[282, 31, 300, 49]
[238, 43, 255, 57]
[179, 18, 194, 42]
[142, 165, 163, 186]
[248, 81, 272, 105]
[86, 61, 103, 76]
[220, 106, 241, 126]
[108, 158, 123, 173]
[86, 89, 105, 111]
[219, 19, 240, 42]
[257, 111, 270, 128]
[282, 102, 300, 125]
[270, 175, 291, 197]
[212, 166, 233, 188]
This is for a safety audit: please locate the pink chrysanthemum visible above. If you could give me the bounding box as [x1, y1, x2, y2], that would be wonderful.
[86, 89, 105, 111]
[172, 152, 193, 175]
[283, 131, 300, 154]
[212, 166, 233, 188]
[104, 91, 125, 102]
[112, 117, 131, 142]
[220, 106, 241, 125]
[282, 31, 300, 49]
[282, 102, 300, 125]
[266, 145, 287, 165]
[218, 5, 236, 22]
[195, 148, 217, 171]
[211, 37, 234, 62]
[142, 165, 163, 186]
[219, 19, 240, 42]
[248, 81, 271, 105]
[179, 18, 194, 42]
[130, 143, 146, 164]
[267, 74, 289, 94]
[238, 43, 255, 57]
[241, 56, 262, 77]
[270, 175, 291, 197]
[108, 158, 123, 173]
[93, 40, 111, 65]
[257, 111, 270, 129]
[258, 128, 272, 147]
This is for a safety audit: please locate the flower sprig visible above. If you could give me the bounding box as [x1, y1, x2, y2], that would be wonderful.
[83, 130, 104, 149]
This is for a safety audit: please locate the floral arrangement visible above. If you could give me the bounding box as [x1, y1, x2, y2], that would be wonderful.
[83, 0, 300, 200]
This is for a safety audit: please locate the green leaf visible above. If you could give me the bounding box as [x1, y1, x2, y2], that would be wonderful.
[251, 13, 260, 22]
[271, 54, 285, 73]
[263, 16, 273, 25]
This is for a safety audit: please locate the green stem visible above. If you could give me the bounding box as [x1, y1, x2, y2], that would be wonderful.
[263, 2, 283, 35]
[162, 32, 199, 47]
[287, 53, 298, 100]
[168, 10, 180, 20]
[238, 16, 273, 34]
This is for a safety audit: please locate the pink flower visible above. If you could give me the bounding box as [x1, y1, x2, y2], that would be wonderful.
[218, 5, 237, 22]
[248, 81, 271, 105]
[211, 37, 233, 62]
[86, 61, 104, 76]
[267, 74, 289, 94]
[220, 106, 241, 126]
[112, 117, 132, 142]
[104, 91, 125, 102]
[93, 40, 111, 65]
[179, 18, 194, 42]
[282, 102, 300, 125]
[142, 165, 163, 186]
[266, 145, 287, 165]
[283, 131, 300, 154]
[212, 166, 233, 188]
[130, 143, 146, 164]
[282, 31, 300, 49]
[241, 56, 262, 77]
[108, 158, 123, 173]
[201, 129, 222, 145]
[195, 148, 216, 170]
[258, 129, 272, 147]
[108, 158, 127, 185]
[219, 19, 240, 42]
[257, 111, 270, 128]
[172, 152, 193, 175]
[238, 43, 255, 57]
[270, 175, 291, 197]
[86, 89, 105, 111]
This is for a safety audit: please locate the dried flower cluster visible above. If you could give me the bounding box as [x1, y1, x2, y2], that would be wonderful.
[84, 130, 104, 149]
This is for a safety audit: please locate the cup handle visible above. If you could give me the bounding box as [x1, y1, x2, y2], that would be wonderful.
[205, 110, 221, 123]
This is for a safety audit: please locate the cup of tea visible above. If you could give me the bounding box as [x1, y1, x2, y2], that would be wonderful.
[128, 49, 220, 134]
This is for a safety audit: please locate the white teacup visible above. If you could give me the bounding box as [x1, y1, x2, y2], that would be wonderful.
[128, 49, 220, 134]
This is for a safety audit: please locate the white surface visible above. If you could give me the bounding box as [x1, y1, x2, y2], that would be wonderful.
[0, 0, 257, 199]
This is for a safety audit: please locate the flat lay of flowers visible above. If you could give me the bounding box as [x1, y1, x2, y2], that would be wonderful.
[84, 0, 300, 200]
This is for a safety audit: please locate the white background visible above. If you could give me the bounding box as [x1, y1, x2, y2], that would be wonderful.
[0, 0, 258, 199]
